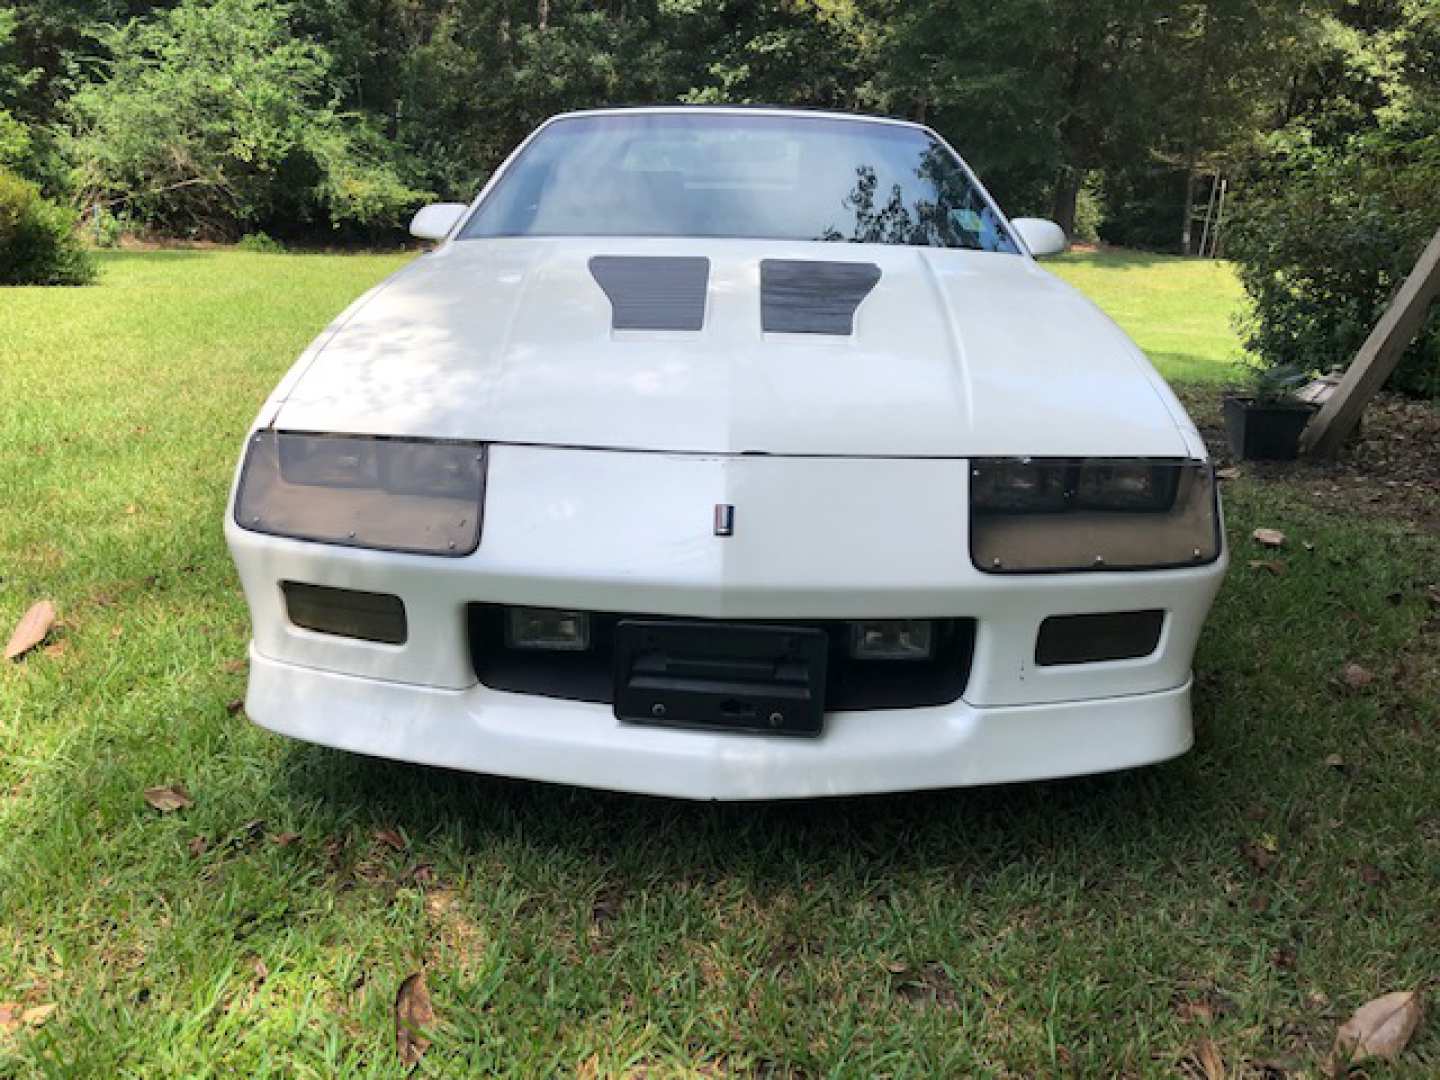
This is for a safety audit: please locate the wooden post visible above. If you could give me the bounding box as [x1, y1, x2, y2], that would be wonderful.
[1302, 226, 1440, 457]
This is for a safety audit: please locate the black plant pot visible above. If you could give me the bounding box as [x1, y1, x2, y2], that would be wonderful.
[1222, 396, 1318, 461]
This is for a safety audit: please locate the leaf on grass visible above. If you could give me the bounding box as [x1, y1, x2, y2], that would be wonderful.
[1324, 753, 1345, 770]
[1332, 990, 1423, 1066]
[1241, 840, 1277, 873]
[1358, 864, 1388, 887]
[0, 1002, 56, 1033]
[395, 971, 435, 1066]
[1247, 559, 1287, 576]
[1426, 584, 1440, 609]
[225, 699, 245, 716]
[1252, 528, 1286, 549]
[1195, 1037, 1226, 1080]
[271, 831, 301, 847]
[375, 827, 407, 852]
[5, 600, 56, 661]
[251, 957, 269, 984]
[1339, 663, 1375, 690]
[143, 783, 194, 813]
[1216, 467, 1241, 481]
[187, 836, 209, 857]
[220, 659, 246, 675]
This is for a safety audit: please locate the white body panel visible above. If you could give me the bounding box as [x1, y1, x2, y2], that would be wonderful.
[225, 106, 1225, 799]
[273, 238, 1197, 459]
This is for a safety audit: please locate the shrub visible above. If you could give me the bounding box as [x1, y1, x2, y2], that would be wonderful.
[0, 169, 96, 285]
[63, 0, 427, 240]
[237, 231, 285, 253]
[1226, 137, 1440, 398]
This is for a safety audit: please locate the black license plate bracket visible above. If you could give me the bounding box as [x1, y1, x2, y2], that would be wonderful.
[613, 621, 828, 736]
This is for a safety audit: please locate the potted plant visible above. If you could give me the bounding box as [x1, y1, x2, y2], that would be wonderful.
[1222, 364, 1317, 460]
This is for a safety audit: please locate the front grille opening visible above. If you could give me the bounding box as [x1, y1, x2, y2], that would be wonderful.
[282, 581, 407, 644]
[1035, 610, 1164, 666]
[467, 605, 974, 711]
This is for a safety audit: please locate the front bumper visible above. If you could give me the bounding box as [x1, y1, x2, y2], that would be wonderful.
[247, 645, 1195, 800]
[227, 443, 1226, 798]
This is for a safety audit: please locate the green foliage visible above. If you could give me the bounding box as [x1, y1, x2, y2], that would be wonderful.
[64, 0, 428, 238]
[1227, 0, 1440, 398]
[1227, 140, 1440, 398]
[236, 230, 285, 252]
[1070, 173, 1104, 245]
[1097, 168, 1187, 252]
[0, 167, 95, 284]
[1241, 361, 1311, 404]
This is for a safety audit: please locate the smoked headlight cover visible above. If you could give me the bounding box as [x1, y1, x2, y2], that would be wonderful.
[235, 431, 485, 555]
[970, 458, 1219, 573]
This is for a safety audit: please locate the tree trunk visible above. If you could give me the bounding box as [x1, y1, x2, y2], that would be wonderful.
[1051, 169, 1081, 238]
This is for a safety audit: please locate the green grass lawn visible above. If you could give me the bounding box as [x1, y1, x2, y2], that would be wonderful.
[1050, 249, 1248, 384]
[1, 249, 1436, 1076]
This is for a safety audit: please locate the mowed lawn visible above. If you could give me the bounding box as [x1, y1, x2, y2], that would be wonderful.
[1, 249, 1436, 1076]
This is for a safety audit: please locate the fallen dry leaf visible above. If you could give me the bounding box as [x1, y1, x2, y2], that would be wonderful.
[270, 831, 301, 847]
[1339, 663, 1376, 690]
[1195, 1037, 1226, 1080]
[1216, 467, 1242, 481]
[1252, 528, 1286, 549]
[1324, 753, 1346, 771]
[220, 659, 246, 675]
[143, 783, 195, 813]
[5, 600, 57, 661]
[251, 957, 269, 984]
[225, 699, 245, 716]
[1248, 559, 1287, 576]
[375, 827, 407, 852]
[0, 1002, 56, 1033]
[395, 971, 435, 1066]
[1242, 840, 1277, 873]
[1332, 990, 1423, 1067]
[187, 836, 209, 857]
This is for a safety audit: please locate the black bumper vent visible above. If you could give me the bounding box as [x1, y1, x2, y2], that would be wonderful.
[1035, 610, 1164, 666]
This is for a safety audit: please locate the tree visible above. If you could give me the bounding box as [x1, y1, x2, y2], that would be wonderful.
[878, 0, 1302, 235]
[63, 0, 426, 237]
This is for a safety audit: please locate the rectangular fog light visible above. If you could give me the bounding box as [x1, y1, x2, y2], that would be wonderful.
[848, 620, 934, 661]
[506, 607, 591, 651]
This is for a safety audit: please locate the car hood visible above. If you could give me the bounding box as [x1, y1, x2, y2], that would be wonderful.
[270, 237, 1197, 458]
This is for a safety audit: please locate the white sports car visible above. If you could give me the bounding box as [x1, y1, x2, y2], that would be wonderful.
[225, 106, 1226, 800]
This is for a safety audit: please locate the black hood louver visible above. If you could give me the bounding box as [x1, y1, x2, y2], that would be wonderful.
[760, 259, 882, 335]
[589, 255, 710, 331]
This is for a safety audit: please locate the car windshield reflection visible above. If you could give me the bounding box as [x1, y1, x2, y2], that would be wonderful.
[458, 112, 1019, 252]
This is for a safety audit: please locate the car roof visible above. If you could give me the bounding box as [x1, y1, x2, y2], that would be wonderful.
[545, 105, 930, 134]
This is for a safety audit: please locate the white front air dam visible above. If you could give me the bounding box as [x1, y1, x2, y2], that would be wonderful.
[245, 644, 1194, 801]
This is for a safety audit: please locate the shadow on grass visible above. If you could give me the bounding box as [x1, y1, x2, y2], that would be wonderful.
[269, 735, 1220, 891]
[94, 249, 222, 268]
[1052, 249, 1195, 271]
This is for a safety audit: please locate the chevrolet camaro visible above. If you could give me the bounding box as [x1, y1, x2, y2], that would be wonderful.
[225, 107, 1227, 799]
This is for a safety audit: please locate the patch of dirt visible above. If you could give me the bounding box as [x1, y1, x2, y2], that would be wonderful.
[1178, 387, 1440, 533]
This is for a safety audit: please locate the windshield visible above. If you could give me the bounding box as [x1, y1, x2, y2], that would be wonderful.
[458, 112, 1019, 253]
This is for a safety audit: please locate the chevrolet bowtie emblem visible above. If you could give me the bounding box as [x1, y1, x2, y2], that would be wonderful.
[713, 504, 735, 536]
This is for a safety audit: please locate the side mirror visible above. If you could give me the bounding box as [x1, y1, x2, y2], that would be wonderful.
[409, 203, 468, 241]
[1010, 217, 1068, 257]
